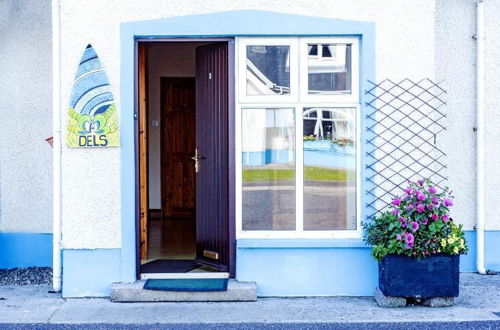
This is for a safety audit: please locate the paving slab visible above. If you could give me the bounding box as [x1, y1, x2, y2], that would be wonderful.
[0, 286, 63, 323]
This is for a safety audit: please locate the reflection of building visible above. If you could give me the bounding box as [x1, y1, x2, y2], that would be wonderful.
[303, 108, 354, 141]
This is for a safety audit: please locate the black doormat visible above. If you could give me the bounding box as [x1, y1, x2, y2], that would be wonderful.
[141, 259, 199, 273]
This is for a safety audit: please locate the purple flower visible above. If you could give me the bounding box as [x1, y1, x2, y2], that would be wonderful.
[396, 234, 402, 241]
[405, 204, 414, 211]
[431, 213, 439, 221]
[442, 214, 450, 222]
[406, 233, 414, 244]
[405, 242, 414, 249]
[417, 179, 425, 186]
[401, 220, 407, 228]
[417, 204, 425, 213]
[417, 193, 426, 201]
[431, 196, 439, 205]
[404, 187, 412, 195]
[422, 218, 429, 225]
[428, 186, 437, 194]
[426, 204, 433, 210]
[398, 216, 406, 222]
[392, 199, 401, 206]
[410, 221, 419, 232]
[443, 198, 454, 207]
[391, 209, 399, 215]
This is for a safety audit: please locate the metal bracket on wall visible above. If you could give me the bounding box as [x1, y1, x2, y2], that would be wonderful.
[364, 79, 447, 219]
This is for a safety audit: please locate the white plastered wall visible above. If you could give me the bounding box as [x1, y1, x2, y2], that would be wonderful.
[0, 0, 53, 233]
[59, 0, 438, 249]
[435, 0, 500, 230]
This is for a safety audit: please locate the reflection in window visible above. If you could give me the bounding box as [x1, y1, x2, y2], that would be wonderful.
[242, 108, 296, 230]
[246, 46, 291, 95]
[303, 108, 356, 230]
[308, 44, 352, 95]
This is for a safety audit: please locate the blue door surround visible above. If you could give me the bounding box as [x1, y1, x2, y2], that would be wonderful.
[119, 10, 376, 294]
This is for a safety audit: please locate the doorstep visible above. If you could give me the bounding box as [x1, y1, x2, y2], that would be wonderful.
[110, 279, 257, 302]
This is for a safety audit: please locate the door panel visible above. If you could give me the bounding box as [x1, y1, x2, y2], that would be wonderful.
[195, 43, 229, 271]
[161, 78, 196, 219]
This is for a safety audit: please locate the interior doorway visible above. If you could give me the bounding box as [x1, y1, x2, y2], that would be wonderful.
[137, 40, 235, 278]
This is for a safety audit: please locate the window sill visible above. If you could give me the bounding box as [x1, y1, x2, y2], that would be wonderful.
[237, 238, 367, 249]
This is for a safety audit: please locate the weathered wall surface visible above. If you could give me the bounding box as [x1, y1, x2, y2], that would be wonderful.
[0, 0, 52, 233]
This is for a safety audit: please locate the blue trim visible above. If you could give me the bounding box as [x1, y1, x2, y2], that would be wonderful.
[237, 238, 366, 249]
[120, 10, 376, 284]
[0, 233, 52, 269]
[62, 249, 121, 297]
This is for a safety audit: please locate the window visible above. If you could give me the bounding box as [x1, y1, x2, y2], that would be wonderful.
[237, 37, 360, 238]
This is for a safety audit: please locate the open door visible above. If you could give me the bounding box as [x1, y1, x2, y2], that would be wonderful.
[138, 43, 149, 260]
[194, 43, 229, 271]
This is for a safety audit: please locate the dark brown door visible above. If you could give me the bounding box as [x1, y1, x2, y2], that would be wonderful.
[194, 43, 229, 271]
[161, 78, 196, 219]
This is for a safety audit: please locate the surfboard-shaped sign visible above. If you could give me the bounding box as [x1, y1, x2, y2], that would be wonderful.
[66, 44, 119, 147]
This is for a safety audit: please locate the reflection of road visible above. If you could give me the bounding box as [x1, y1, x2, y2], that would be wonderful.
[242, 183, 356, 231]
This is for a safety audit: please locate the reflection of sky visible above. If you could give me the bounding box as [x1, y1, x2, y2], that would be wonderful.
[304, 140, 355, 170]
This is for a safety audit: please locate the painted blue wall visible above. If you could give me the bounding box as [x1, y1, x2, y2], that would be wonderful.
[62, 249, 121, 297]
[236, 239, 377, 296]
[461, 230, 500, 272]
[0, 233, 52, 269]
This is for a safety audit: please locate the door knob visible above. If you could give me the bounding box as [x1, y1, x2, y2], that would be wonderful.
[191, 148, 204, 173]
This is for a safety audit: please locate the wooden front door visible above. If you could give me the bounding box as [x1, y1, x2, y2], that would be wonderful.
[194, 43, 230, 271]
[161, 78, 196, 219]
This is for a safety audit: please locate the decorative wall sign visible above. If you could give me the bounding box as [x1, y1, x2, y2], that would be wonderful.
[66, 44, 119, 147]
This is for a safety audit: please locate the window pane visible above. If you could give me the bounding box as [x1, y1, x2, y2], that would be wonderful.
[307, 44, 351, 95]
[242, 108, 296, 230]
[246, 46, 291, 95]
[303, 108, 356, 230]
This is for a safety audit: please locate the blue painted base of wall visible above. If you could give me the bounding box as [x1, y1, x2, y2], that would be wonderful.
[236, 231, 500, 297]
[62, 249, 121, 298]
[460, 230, 500, 272]
[0, 233, 52, 269]
[236, 239, 377, 296]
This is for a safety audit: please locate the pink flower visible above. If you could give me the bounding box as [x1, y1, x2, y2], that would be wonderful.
[417, 179, 425, 186]
[417, 193, 426, 201]
[431, 214, 439, 221]
[396, 234, 402, 241]
[404, 187, 412, 195]
[428, 186, 437, 194]
[432, 197, 439, 205]
[401, 220, 407, 228]
[391, 209, 399, 215]
[406, 204, 414, 211]
[426, 204, 433, 210]
[443, 198, 454, 207]
[392, 199, 401, 206]
[417, 204, 425, 213]
[442, 214, 450, 222]
[410, 221, 419, 232]
[422, 218, 429, 225]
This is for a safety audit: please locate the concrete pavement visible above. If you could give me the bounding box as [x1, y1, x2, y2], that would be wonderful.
[0, 273, 499, 329]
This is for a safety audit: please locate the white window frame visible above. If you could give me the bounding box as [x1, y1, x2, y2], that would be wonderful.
[235, 37, 361, 239]
[238, 37, 299, 104]
[300, 37, 359, 104]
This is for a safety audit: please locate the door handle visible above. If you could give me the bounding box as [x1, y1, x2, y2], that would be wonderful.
[191, 148, 204, 173]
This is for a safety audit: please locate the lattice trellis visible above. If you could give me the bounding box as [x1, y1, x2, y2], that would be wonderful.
[365, 79, 447, 219]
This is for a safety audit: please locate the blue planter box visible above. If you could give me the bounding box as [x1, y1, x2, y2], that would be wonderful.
[378, 254, 460, 298]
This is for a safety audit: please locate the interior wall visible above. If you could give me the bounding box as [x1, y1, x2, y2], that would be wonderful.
[147, 43, 206, 210]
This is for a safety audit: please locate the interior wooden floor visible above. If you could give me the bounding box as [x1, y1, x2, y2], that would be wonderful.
[141, 218, 196, 265]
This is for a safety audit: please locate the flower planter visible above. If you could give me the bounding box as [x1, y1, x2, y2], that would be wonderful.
[378, 254, 460, 298]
